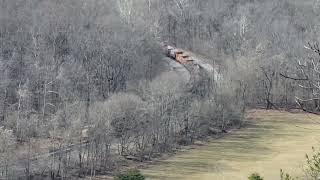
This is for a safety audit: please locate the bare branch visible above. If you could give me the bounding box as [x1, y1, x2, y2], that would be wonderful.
[280, 73, 308, 81]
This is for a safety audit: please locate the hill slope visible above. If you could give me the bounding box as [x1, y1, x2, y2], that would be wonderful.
[142, 110, 320, 180]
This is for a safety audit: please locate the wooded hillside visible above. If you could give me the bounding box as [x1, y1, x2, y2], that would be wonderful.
[0, 0, 320, 179]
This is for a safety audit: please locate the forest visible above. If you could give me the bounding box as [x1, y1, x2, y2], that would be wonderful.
[1, 0, 320, 179]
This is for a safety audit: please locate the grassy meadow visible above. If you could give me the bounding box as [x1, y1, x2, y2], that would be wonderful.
[142, 110, 320, 180]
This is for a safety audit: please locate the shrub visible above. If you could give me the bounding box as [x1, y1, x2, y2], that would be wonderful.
[305, 147, 320, 179]
[248, 173, 264, 180]
[114, 169, 145, 180]
[280, 169, 294, 180]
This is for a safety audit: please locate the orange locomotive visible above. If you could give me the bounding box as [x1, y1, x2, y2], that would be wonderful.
[164, 45, 193, 64]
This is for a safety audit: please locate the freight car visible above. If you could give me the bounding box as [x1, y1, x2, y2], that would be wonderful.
[176, 53, 193, 64]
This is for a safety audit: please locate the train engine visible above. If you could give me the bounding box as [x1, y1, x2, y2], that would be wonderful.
[164, 45, 193, 64]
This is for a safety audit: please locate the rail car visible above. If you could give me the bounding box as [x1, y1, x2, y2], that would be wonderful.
[164, 45, 194, 64]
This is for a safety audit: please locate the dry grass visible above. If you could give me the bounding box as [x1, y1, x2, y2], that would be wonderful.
[142, 110, 320, 180]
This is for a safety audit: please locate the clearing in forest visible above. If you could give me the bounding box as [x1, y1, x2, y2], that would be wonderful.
[142, 110, 320, 180]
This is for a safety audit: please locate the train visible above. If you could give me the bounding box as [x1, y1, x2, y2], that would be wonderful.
[164, 45, 194, 64]
[163, 44, 217, 76]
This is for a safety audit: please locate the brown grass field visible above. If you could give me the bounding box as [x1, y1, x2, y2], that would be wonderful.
[141, 110, 320, 180]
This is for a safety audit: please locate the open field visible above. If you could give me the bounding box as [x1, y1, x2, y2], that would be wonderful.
[142, 110, 320, 180]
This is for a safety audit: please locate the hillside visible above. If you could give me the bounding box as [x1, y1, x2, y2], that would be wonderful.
[1, 0, 320, 179]
[143, 110, 320, 180]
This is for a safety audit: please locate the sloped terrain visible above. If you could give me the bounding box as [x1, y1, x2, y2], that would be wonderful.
[142, 110, 320, 180]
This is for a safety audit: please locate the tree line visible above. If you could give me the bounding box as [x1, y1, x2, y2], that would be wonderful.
[0, 0, 319, 179]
